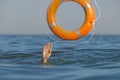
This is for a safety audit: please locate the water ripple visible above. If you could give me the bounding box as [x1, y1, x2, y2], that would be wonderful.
[0, 35, 120, 80]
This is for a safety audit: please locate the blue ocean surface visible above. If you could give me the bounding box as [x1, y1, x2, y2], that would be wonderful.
[0, 35, 120, 80]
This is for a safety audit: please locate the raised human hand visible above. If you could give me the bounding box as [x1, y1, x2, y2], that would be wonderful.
[42, 42, 52, 64]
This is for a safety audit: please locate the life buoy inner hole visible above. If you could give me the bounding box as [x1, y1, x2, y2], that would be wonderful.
[56, 1, 85, 31]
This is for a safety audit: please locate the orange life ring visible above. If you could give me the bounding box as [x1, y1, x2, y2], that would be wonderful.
[46, 0, 95, 40]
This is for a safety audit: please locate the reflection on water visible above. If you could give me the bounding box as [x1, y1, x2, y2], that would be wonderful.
[0, 35, 120, 80]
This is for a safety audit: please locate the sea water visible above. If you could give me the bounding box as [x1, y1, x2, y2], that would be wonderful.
[0, 35, 120, 80]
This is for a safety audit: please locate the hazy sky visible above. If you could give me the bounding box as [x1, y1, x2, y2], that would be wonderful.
[0, 0, 120, 35]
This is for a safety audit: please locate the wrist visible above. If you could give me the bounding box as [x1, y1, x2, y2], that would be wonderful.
[42, 58, 47, 64]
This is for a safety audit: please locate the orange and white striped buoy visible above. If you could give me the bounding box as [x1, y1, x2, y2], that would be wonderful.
[46, 0, 95, 40]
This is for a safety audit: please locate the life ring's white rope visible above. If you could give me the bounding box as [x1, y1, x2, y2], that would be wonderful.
[40, 0, 101, 46]
[93, 0, 102, 22]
